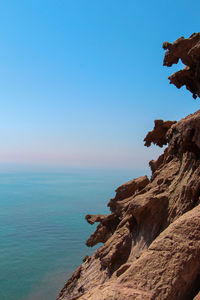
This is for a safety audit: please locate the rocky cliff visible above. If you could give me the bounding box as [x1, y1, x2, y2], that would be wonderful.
[163, 32, 200, 99]
[57, 34, 200, 300]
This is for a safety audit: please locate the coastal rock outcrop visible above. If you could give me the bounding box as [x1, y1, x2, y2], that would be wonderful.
[57, 34, 200, 300]
[163, 32, 200, 99]
[58, 110, 200, 300]
[64, 204, 200, 300]
[144, 119, 176, 147]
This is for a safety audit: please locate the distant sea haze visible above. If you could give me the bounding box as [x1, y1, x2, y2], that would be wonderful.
[0, 167, 141, 300]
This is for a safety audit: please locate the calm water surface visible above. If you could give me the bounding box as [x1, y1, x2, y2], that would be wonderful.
[0, 168, 143, 300]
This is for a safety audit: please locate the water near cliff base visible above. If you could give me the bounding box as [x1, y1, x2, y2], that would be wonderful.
[0, 167, 142, 300]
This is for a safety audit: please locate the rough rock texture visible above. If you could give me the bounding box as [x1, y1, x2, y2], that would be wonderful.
[65, 205, 200, 300]
[58, 110, 200, 300]
[57, 34, 200, 300]
[144, 119, 176, 147]
[163, 32, 200, 99]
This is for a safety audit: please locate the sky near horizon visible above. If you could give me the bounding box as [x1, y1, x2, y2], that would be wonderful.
[0, 0, 200, 170]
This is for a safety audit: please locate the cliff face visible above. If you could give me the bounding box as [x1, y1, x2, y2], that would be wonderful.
[57, 110, 200, 300]
[57, 34, 200, 300]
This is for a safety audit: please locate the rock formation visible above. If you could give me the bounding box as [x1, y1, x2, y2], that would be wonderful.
[57, 34, 200, 300]
[144, 119, 176, 147]
[163, 33, 200, 99]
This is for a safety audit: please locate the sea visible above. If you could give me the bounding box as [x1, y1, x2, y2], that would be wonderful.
[0, 167, 146, 300]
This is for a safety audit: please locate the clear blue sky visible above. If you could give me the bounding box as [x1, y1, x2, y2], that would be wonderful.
[0, 0, 199, 169]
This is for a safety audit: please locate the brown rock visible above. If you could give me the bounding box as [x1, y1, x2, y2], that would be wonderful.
[108, 175, 149, 213]
[57, 34, 200, 300]
[57, 110, 200, 300]
[163, 33, 200, 99]
[167, 109, 200, 156]
[86, 213, 120, 247]
[144, 119, 176, 147]
[85, 214, 109, 225]
[75, 204, 200, 300]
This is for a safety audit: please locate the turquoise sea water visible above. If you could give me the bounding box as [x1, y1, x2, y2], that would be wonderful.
[0, 168, 144, 300]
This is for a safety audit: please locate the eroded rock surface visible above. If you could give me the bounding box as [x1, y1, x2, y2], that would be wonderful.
[144, 119, 176, 147]
[57, 110, 200, 300]
[70, 204, 200, 300]
[163, 32, 200, 99]
[57, 34, 200, 300]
